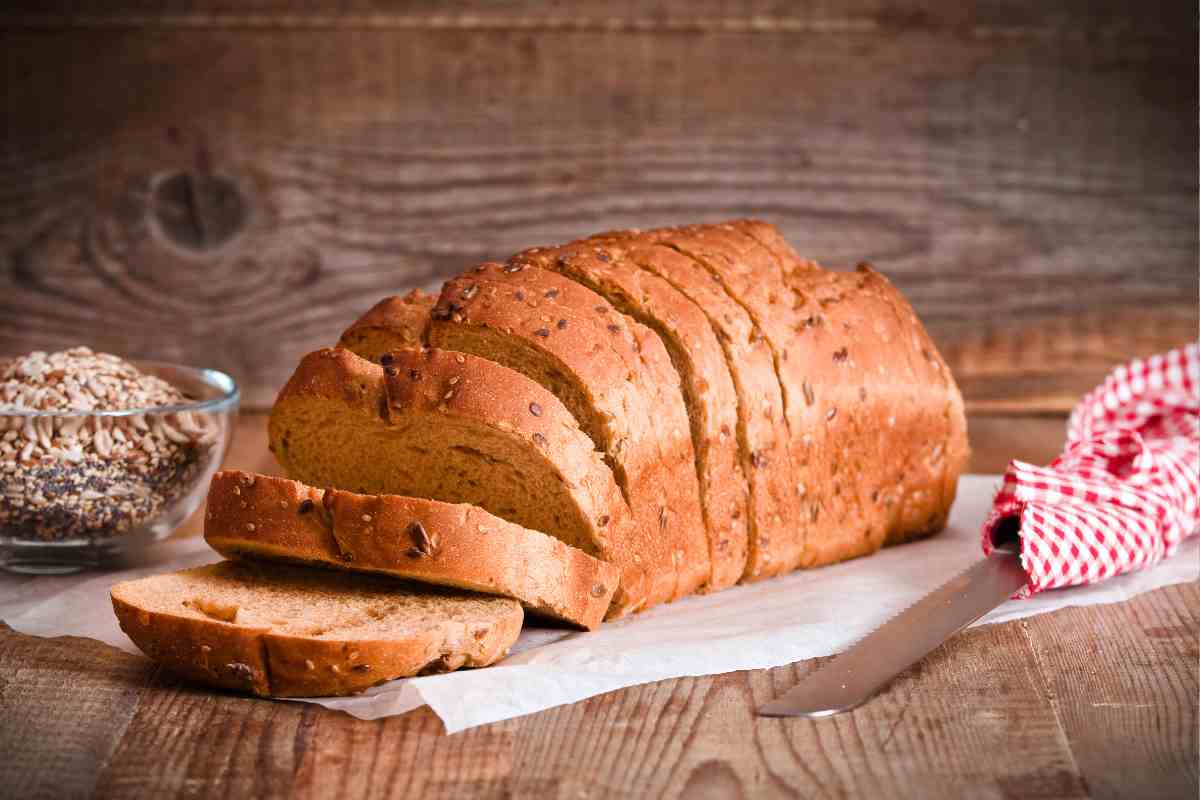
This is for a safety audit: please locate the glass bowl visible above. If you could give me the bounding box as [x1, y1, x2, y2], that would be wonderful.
[0, 361, 238, 573]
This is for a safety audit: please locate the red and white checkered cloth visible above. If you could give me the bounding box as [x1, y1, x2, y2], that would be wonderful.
[982, 342, 1200, 598]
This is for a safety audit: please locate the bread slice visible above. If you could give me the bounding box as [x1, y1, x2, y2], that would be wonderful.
[566, 235, 799, 583]
[111, 560, 522, 697]
[337, 289, 434, 362]
[205, 470, 618, 629]
[635, 223, 816, 576]
[268, 346, 648, 617]
[430, 263, 710, 608]
[509, 240, 750, 592]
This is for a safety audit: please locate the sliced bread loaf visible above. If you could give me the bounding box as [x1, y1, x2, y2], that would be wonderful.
[430, 263, 709, 607]
[509, 240, 750, 592]
[583, 235, 801, 582]
[205, 470, 618, 629]
[667, 222, 965, 566]
[111, 560, 522, 697]
[337, 289, 434, 362]
[269, 346, 648, 617]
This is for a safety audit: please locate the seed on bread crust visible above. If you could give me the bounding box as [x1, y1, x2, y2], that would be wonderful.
[406, 520, 436, 558]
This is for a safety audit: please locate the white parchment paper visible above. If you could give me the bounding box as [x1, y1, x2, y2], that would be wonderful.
[3, 475, 1196, 733]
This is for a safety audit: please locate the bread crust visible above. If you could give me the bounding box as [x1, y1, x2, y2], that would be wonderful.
[732, 214, 969, 518]
[430, 263, 710, 610]
[111, 561, 523, 697]
[337, 289, 434, 361]
[511, 240, 750, 592]
[790, 265, 968, 555]
[682, 221, 966, 566]
[205, 470, 618, 630]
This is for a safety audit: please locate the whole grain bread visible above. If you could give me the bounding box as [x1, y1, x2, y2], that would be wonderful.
[111, 560, 522, 697]
[273, 221, 964, 609]
[430, 263, 710, 608]
[508, 241, 750, 591]
[579, 234, 802, 582]
[269, 346, 648, 617]
[205, 470, 618, 629]
[784, 264, 968, 559]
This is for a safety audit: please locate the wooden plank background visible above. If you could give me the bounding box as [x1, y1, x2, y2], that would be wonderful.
[2, 1, 1195, 409]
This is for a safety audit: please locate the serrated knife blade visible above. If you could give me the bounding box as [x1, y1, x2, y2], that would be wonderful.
[758, 546, 1027, 718]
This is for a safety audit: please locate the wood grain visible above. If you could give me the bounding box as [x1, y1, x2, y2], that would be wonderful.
[2, 1, 1195, 407]
[0, 629, 153, 798]
[1019, 582, 1200, 800]
[2, 582, 1194, 798]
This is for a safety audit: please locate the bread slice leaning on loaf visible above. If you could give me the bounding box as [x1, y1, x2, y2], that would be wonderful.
[268, 346, 653, 617]
[205, 470, 619, 630]
[111, 560, 522, 697]
[431, 263, 710, 606]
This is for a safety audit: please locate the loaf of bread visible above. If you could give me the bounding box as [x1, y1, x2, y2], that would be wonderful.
[111, 560, 522, 697]
[117, 219, 967, 697]
[266, 219, 965, 615]
[205, 470, 618, 629]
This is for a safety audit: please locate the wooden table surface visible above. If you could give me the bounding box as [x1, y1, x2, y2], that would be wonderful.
[1, 412, 1196, 799]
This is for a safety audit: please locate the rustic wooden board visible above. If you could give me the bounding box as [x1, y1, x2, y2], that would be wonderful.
[2, 583, 1194, 798]
[1021, 584, 1200, 800]
[2, 1, 1195, 407]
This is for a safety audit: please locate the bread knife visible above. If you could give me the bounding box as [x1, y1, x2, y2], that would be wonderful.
[758, 539, 1027, 718]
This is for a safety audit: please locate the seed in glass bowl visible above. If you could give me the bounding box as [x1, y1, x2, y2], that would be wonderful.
[0, 347, 222, 543]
